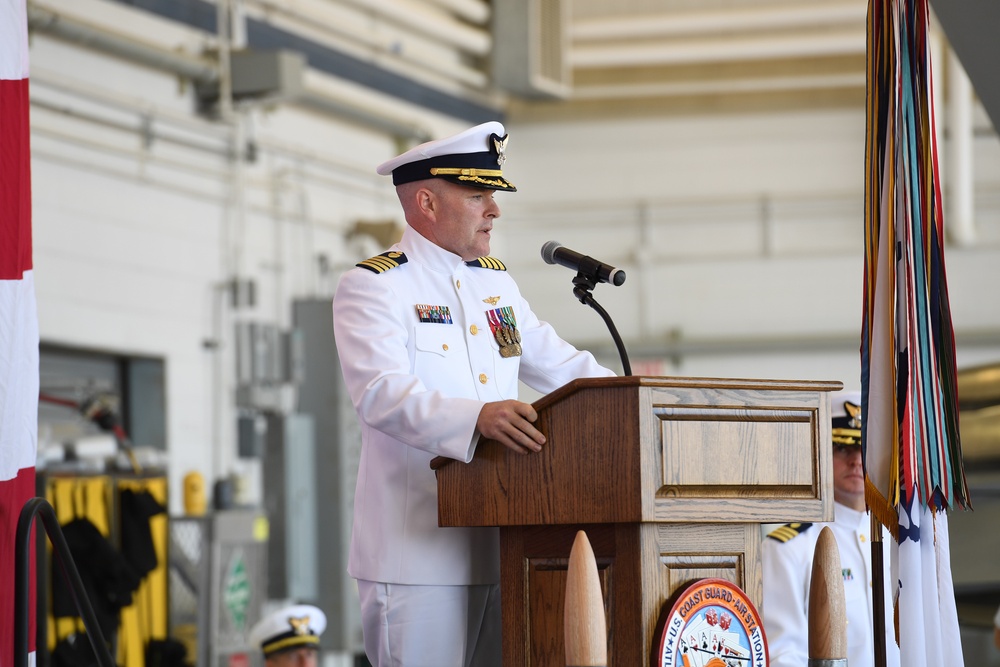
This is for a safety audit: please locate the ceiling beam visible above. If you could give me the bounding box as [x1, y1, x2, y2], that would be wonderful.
[571, 2, 866, 41]
[571, 31, 866, 68]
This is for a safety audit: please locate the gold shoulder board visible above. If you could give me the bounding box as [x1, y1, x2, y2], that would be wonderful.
[357, 251, 408, 274]
[465, 256, 506, 271]
[766, 522, 814, 543]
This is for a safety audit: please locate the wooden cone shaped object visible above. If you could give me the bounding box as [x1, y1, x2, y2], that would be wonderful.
[808, 525, 848, 663]
[564, 530, 608, 667]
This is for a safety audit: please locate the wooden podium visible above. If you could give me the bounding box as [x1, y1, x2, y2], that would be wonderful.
[433, 376, 842, 667]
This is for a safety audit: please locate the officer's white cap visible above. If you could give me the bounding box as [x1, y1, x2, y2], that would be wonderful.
[248, 604, 326, 657]
[376, 121, 516, 191]
[831, 389, 862, 446]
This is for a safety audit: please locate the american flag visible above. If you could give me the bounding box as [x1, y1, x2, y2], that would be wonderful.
[1, 0, 39, 662]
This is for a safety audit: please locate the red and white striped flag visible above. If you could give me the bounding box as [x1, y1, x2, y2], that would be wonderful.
[1, 0, 39, 662]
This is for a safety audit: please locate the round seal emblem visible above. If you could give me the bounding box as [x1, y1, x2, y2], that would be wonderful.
[656, 578, 768, 667]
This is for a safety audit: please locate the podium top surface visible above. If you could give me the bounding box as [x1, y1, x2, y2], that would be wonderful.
[534, 374, 843, 406]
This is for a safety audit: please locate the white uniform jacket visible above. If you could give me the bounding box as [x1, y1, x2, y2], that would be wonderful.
[333, 226, 615, 586]
[762, 502, 900, 667]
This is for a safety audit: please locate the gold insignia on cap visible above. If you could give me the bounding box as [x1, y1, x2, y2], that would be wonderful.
[844, 401, 862, 429]
[832, 400, 863, 446]
[288, 615, 311, 635]
[457, 175, 515, 189]
[492, 133, 509, 167]
[483, 296, 500, 306]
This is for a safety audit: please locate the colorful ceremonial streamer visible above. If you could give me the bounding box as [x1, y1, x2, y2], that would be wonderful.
[862, 0, 970, 664]
[861, 0, 969, 535]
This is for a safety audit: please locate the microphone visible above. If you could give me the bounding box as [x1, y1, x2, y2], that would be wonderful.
[540, 241, 626, 287]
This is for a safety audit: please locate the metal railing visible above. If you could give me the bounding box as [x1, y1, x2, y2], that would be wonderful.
[14, 497, 116, 667]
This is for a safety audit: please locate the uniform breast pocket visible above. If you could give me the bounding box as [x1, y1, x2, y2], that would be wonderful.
[413, 326, 468, 391]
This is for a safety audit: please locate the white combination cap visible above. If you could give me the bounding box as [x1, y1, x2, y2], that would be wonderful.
[376, 121, 516, 191]
[248, 604, 326, 658]
[831, 389, 862, 446]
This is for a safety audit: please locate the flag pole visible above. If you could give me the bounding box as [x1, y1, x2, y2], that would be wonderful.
[870, 514, 887, 667]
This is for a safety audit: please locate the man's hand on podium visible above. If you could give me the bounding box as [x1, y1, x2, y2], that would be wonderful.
[477, 400, 546, 455]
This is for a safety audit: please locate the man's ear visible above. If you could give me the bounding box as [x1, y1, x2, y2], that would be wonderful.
[415, 186, 437, 218]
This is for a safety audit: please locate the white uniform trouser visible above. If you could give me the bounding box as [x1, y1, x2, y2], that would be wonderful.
[357, 580, 501, 667]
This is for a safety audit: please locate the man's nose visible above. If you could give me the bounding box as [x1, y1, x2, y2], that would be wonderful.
[485, 197, 500, 217]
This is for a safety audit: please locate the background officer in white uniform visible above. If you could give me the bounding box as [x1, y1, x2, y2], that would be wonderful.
[762, 390, 900, 667]
[994, 603, 1000, 650]
[332, 121, 615, 667]
[248, 604, 326, 667]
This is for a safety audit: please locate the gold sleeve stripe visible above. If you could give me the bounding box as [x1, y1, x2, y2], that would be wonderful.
[766, 522, 812, 543]
[466, 256, 507, 271]
[358, 257, 394, 272]
[769, 527, 797, 542]
[356, 252, 408, 274]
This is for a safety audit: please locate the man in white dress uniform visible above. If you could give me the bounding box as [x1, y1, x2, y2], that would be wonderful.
[762, 390, 900, 667]
[332, 121, 615, 667]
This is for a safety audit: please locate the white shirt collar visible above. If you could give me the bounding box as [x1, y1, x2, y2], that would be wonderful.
[399, 225, 465, 273]
[834, 501, 868, 530]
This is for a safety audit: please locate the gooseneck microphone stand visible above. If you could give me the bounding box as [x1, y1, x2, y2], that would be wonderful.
[570, 264, 632, 376]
